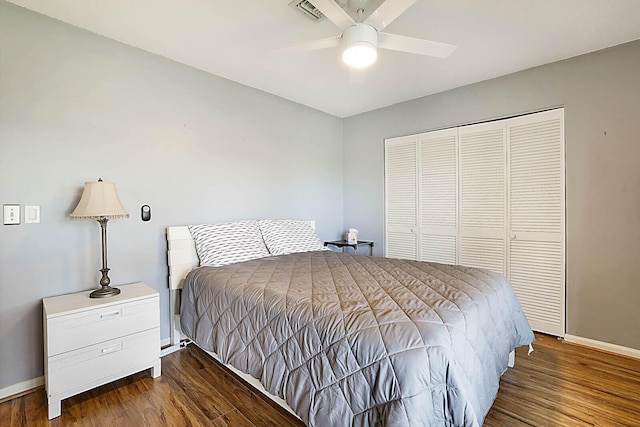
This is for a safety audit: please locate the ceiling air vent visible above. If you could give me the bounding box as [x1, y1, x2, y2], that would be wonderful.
[289, 0, 325, 22]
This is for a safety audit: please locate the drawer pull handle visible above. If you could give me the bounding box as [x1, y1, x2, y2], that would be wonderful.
[100, 311, 121, 320]
[101, 345, 122, 355]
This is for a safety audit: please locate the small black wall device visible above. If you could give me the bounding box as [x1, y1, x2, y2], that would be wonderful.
[141, 205, 151, 222]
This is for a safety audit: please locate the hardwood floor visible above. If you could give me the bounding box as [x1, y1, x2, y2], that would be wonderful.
[2, 333, 639, 426]
[485, 334, 640, 426]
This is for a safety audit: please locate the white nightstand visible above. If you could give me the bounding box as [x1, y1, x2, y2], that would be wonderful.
[43, 282, 161, 420]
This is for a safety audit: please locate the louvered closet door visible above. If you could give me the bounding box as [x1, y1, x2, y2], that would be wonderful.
[507, 109, 565, 336]
[458, 121, 507, 274]
[385, 136, 418, 259]
[418, 129, 458, 264]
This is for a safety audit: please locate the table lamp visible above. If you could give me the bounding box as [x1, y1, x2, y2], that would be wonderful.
[70, 179, 129, 298]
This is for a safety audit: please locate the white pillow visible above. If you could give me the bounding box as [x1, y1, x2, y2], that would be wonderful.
[258, 219, 327, 255]
[188, 220, 270, 267]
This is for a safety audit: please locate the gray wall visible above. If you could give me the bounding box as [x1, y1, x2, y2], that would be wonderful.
[0, 3, 343, 390]
[344, 40, 640, 350]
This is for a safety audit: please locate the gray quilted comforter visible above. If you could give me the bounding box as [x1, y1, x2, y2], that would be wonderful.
[180, 251, 534, 426]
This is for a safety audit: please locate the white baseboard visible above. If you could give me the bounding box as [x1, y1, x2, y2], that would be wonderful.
[0, 376, 44, 401]
[564, 334, 640, 360]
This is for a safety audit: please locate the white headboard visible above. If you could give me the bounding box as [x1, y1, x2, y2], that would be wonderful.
[167, 226, 198, 290]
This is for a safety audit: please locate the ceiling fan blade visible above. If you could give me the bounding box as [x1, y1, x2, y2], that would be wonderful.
[378, 32, 457, 58]
[274, 36, 341, 55]
[311, 0, 356, 30]
[364, 0, 418, 31]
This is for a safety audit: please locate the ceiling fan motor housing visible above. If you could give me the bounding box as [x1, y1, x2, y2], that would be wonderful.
[342, 23, 378, 67]
[343, 23, 378, 48]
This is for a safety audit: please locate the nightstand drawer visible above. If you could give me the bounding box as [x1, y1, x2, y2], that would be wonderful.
[47, 297, 159, 356]
[47, 327, 159, 397]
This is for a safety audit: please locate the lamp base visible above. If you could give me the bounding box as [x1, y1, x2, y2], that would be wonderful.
[89, 285, 121, 299]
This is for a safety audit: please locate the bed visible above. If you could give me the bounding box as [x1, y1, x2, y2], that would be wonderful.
[167, 220, 534, 426]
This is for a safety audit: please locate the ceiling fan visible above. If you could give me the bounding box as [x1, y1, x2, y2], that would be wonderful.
[282, 0, 457, 68]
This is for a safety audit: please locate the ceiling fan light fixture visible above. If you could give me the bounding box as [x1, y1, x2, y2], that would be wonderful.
[342, 23, 378, 68]
[343, 42, 377, 68]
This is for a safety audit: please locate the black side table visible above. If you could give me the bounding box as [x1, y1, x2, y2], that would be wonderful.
[324, 240, 374, 256]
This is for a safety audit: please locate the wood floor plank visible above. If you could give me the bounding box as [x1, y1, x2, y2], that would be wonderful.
[65, 383, 123, 426]
[183, 348, 304, 427]
[9, 397, 26, 427]
[0, 396, 10, 424]
[136, 371, 214, 426]
[161, 351, 235, 420]
[3, 333, 640, 426]
[482, 407, 535, 427]
[210, 409, 255, 427]
[21, 388, 52, 427]
[110, 374, 167, 426]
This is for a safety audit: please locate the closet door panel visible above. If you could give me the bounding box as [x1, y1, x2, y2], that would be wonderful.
[458, 121, 506, 272]
[421, 235, 456, 264]
[418, 128, 458, 264]
[388, 232, 418, 260]
[509, 115, 564, 235]
[507, 108, 565, 336]
[510, 239, 564, 334]
[385, 136, 418, 259]
[460, 237, 505, 274]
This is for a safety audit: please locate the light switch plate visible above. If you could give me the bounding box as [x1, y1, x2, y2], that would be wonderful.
[25, 205, 40, 223]
[3, 204, 21, 225]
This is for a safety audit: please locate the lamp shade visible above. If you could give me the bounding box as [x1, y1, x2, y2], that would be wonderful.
[70, 180, 129, 220]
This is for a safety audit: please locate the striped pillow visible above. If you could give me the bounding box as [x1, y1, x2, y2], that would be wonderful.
[188, 220, 270, 267]
[258, 219, 327, 255]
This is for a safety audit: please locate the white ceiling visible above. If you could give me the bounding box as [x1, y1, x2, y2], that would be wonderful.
[8, 0, 640, 118]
